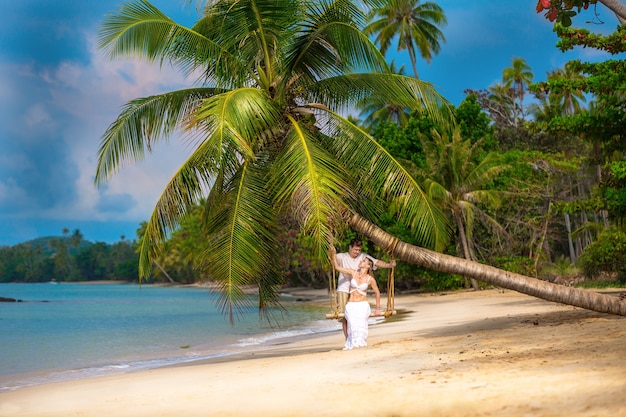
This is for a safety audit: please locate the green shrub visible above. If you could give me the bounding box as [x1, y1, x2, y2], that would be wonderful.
[578, 228, 626, 279]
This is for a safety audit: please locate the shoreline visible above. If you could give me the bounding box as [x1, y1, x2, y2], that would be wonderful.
[1, 288, 625, 416]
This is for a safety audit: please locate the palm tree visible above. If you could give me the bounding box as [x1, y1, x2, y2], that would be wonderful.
[96, 0, 626, 321]
[350, 213, 626, 316]
[96, 0, 452, 321]
[487, 82, 516, 127]
[546, 64, 587, 116]
[365, 0, 447, 79]
[416, 127, 510, 290]
[357, 60, 412, 129]
[502, 57, 534, 125]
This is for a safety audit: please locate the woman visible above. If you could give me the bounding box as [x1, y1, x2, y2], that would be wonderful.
[330, 247, 381, 350]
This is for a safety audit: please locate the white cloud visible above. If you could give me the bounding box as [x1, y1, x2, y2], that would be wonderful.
[40, 36, 194, 223]
[0, 178, 30, 210]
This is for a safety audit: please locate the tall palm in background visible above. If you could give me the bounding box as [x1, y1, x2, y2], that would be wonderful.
[95, 0, 452, 321]
[487, 82, 517, 127]
[547, 63, 587, 116]
[502, 57, 534, 125]
[416, 127, 509, 290]
[365, 0, 447, 79]
[357, 60, 412, 129]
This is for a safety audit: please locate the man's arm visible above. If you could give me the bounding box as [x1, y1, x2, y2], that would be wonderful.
[368, 255, 396, 269]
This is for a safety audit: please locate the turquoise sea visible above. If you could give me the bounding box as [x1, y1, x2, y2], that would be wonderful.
[0, 283, 336, 392]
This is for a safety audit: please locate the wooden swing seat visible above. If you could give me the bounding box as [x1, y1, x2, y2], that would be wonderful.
[325, 310, 397, 319]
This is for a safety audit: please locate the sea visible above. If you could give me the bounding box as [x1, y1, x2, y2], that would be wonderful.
[0, 282, 338, 393]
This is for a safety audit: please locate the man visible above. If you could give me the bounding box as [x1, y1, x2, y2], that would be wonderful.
[334, 238, 396, 339]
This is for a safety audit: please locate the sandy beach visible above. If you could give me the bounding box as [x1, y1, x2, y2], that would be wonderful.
[1, 288, 625, 417]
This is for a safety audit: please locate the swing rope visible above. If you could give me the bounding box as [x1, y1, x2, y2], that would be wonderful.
[325, 236, 399, 319]
[328, 260, 338, 315]
[383, 237, 400, 317]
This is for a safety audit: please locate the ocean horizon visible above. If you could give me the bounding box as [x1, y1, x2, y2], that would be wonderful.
[0, 282, 337, 392]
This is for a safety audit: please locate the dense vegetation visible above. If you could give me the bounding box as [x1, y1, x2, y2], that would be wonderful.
[0, 229, 139, 283]
[1, 0, 625, 294]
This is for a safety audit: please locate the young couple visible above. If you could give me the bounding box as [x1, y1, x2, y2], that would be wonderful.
[329, 238, 396, 350]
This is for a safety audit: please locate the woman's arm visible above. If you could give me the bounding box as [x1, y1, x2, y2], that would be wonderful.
[370, 277, 381, 315]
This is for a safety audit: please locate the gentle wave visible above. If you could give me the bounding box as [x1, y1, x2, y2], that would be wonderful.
[0, 317, 341, 394]
[0, 283, 338, 393]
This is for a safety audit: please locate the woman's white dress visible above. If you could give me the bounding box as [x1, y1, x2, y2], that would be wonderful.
[343, 300, 371, 350]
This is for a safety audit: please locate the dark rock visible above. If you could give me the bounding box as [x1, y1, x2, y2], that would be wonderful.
[0, 296, 23, 302]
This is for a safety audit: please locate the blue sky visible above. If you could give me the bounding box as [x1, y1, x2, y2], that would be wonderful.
[0, 1, 619, 246]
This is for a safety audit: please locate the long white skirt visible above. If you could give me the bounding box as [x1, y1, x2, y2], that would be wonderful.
[343, 301, 371, 350]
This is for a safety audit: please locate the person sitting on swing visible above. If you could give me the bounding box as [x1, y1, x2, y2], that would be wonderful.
[329, 245, 381, 350]
[333, 238, 396, 339]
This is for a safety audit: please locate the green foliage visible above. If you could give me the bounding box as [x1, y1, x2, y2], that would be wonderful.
[578, 228, 626, 279]
[575, 279, 626, 288]
[0, 234, 139, 283]
[593, 161, 626, 225]
[555, 24, 626, 54]
[372, 117, 431, 168]
[493, 256, 536, 277]
[454, 93, 496, 150]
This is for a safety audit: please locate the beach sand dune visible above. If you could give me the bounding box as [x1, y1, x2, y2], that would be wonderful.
[1, 289, 625, 417]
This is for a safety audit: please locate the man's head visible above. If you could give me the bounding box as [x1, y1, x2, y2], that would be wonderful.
[348, 238, 363, 259]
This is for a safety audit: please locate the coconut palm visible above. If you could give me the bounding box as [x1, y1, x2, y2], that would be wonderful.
[365, 0, 447, 79]
[95, 0, 452, 321]
[350, 214, 626, 316]
[502, 57, 534, 125]
[416, 127, 510, 290]
[546, 64, 587, 116]
[357, 60, 412, 129]
[96, 0, 626, 322]
[486, 82, 516, 127]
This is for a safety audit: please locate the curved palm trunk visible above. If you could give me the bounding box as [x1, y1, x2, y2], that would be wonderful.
[349, 213, 626, 316]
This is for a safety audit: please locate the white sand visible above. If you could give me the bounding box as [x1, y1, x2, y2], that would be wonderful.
[1, 288, 625, 417]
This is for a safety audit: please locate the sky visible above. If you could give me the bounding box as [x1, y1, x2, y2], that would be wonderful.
[0, 0, 620, 246]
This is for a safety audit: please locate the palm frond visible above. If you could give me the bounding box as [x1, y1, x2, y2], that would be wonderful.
[98, 0, 244, 83]
[318, 109, 451, 251]
[135, 89, 282, 280]
[307, 73, 453, 127]
[188, 87, 282, 160]
[288, 0, 388, 82]
[270, 115, 355, 260]
[95, 88, 215, 185]
[203, 161, 279, 324]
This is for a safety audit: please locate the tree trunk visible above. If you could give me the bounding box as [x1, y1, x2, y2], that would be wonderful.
[349, 213, 626, 316]
[455, 212, 480, 290]
[599, 0, 626, 23]
[564, 212, 576, 264]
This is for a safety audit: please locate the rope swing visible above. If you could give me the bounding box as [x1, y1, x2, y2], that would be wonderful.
[325, 238, 397, 319]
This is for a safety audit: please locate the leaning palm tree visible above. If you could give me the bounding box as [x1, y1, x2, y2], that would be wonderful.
[95, 0, 452, 321]
[96, 0, 626, 321]
[416, 127, 510, 290]
[349, 214, 626, 316]
[365, 0, 447, 79]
